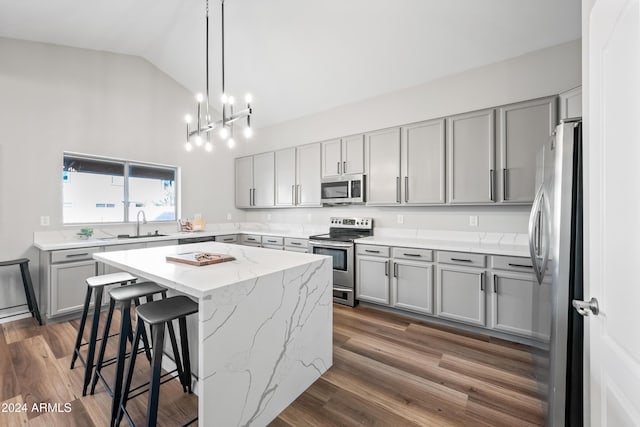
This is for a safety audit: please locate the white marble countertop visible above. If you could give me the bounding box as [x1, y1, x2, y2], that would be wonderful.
[33, 224, 326, 251]
[355, 228, 530, 257]
[93, 242, 329, 298]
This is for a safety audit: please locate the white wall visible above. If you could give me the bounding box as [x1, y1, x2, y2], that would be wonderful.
[242, 40, 582, 233]
[0, 37, 244, 311]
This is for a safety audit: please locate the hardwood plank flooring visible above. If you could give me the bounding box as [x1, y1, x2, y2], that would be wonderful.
[0, 304, 544, 426]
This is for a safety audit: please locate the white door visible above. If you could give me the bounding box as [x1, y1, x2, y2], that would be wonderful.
[275, 148, 296, 207]
[235, 156, 253, 208]
[585, 0, 640, 424]
[402, 119, 446, 204]
[341, 134, 364, 175]
[321, 139, 342, 178]
[296, 143, 322, 206]
[365, 128, 401, 205]
[252, 152, 275, 207]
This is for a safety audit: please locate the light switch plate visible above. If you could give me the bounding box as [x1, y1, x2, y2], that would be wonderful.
[226, 213, 232, 220]
[266, 214, 271, 221]
[397, 215, 404, 224]
[469, 215, 478, 227]
[40, 216, 50, 226]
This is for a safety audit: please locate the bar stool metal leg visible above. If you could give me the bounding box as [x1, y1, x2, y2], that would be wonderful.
[179, 317, 192, 393]
[116, 320, 144, 427]
[82, 285, 104, 396]
[18, 261, 42, 325]
[147, 323, 166, 427]
[70, 287, 93, 369]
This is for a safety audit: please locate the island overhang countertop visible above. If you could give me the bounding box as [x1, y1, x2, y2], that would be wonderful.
[93, 241, 329, 298]
[94, 241, 334, 426]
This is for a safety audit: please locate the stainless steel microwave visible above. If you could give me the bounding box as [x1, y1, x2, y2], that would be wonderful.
[320, 175, 366, 204]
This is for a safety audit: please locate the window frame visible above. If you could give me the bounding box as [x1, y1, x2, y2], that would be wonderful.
[62, 152, 180, 226]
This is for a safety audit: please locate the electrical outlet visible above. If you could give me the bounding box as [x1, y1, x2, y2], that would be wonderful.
[307, 214, 312, 222]
[266, 214, 271, 221]
[194, 213, 202, 219]
[226, 213, 232, 220]
[40, 216, 50, 226]
[397, 214, 404, 224]
[469, 215, 479, 227]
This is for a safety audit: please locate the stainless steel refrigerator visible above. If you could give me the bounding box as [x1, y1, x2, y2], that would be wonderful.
[529, 119, 583, 426]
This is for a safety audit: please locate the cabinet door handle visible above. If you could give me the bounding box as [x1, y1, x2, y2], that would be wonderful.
[66, 253, 89, 258]
[365, 249, 380, 254]
[393, 262, 398, 277]
[297, 184, 301, 205]
[508, 263, 533, 269]
[337, 161, 341, 174]
[451, 258, 472, 263]
[490, 169, 495, 201]
[404, 176, 409, 203]
[396, 177, 401, 203]
[343, 161, 347, 174]
[292, 185, 295, 205]
[249, 189, 252, 206]
[493, 274, 498, 293]
[253, 188, 256, 206]
[503, 168, 508, 201]
[480, 273, 484, 291]
[403, 253, 421, 257]
[385, 260, 389, 276]
[290, 242, 302, 246]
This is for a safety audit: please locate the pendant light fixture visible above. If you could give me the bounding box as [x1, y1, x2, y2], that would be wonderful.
[184, 0, 253, 152]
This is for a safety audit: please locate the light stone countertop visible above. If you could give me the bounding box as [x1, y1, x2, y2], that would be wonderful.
[93, 241, 329, 298]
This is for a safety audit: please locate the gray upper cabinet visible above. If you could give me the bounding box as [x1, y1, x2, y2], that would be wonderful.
[253, 152, 275, 207]
[296, 142, 322, 207]
[365, 127, 401, 205]
[275, 147, 296, 207]
[235, 156, 253, 208]
[401, 119, 446, 204]
[559, 86, 582, 120]
[447, 109, 496, 204]
[498, 97, 557, 203]
[321, 135, 364, 178]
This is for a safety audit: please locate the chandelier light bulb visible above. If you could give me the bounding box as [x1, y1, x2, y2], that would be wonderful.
[205, 142, 213, 152]
[184, 114, 192, 124]
[220, 93, 228, 104]
[245, 93, 253, 104]
[243, 126, 253, 139]
[228, 96, 235, 105]
[185, 141, 193, 152]
[219, 127, 229, 139]
[195, 93, 204, 103]
[227, 138, 235, 149]
[194, 135, 203, 147]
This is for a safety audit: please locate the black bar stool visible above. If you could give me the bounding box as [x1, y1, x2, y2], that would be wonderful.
[117, 295, 198, 427]
[70, 272, 137, 396]
[0, 258, 42, 325]
[90, 281, 181, 426]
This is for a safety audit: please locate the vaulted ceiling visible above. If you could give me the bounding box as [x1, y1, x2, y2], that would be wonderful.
[0, 0, 581, 127]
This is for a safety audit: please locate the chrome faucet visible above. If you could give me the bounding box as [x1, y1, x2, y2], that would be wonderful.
[136, 210, 147, 236]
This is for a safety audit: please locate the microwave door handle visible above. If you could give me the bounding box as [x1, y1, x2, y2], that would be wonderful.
[528, 186, 544, 283]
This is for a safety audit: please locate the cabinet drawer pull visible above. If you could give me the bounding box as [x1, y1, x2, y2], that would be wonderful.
[507, 263, 533, 269]
[403, 253, 421, 257]
[247, 238, 256, 241]
[66, 253, 90, 258]
[451, 258, 472, 263]
[223, 238, 234, 242]
[493, 274, 498, 293]
[385, 260, 389, 276]
[365, 249, 380, 254]
[266, 240, 277, 243]
[290, 242, 302, 246]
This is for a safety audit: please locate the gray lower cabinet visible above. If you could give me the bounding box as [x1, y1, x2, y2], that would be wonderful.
[50, 259, 98, 317]
[447, 108, 496, 204]
[356, 255, 390, 304]
[436, 265, 486, 326]
[392, 259, 434, 315]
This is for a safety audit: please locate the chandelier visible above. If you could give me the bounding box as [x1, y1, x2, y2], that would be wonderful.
[184, 0, 253, 152]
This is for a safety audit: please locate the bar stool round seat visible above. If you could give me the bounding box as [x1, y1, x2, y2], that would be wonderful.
[70, 272, 138, 397]
[117, 295, 198, 427]
[0, 258, 42, 325]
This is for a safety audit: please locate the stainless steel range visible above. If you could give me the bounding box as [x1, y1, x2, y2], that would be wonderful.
[309, 217, 373, 306]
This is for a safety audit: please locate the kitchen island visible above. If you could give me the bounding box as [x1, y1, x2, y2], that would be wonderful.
[94, 242, 333, 426]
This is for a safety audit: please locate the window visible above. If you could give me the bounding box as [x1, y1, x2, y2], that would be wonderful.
[63, 153, 178, 224]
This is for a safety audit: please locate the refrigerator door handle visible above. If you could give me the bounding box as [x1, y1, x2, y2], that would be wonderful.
[528, 185, 544, 283]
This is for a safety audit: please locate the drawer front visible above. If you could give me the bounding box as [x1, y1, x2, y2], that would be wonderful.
[51, 247, 100, 263]
[392, 247, 433, 262]
[241, 234, 262, 244]
[262, 236, 284, 246]
[491, 255, 534, 272]
[437, 251, 486, 268]
[215, 234, 238, 243]
[262, 244, 284, 250]
[356, 244, 390, 257]
[284, 238, 308, 249]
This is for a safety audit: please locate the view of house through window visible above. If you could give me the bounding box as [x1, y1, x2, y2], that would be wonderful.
[63, 153, 178, 224]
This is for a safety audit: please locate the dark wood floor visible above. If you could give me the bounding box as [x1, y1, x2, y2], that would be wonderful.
[0, 305, 544, 426]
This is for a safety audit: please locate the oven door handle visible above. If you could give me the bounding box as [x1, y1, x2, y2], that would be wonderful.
[333, 287, 354, 293]
[309, 240, 354, 248]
